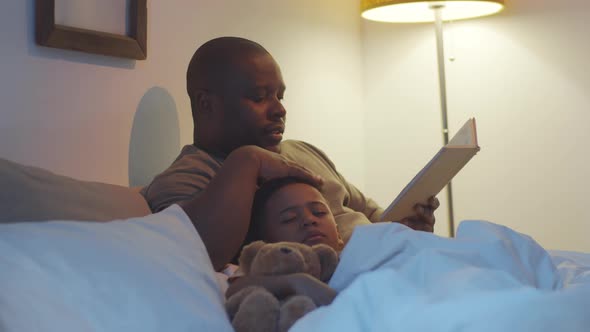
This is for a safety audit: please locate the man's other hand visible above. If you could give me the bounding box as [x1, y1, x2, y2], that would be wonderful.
[398, 196, 440, 232]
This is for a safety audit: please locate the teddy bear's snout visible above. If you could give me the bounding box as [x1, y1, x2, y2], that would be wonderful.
[280, 247, 292, 254]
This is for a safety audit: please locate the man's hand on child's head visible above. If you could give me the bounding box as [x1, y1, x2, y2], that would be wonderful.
[398, 196, 439, 232]
[232, 145, 323, 188]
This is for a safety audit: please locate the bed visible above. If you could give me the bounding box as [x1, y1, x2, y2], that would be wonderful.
[1, 157, 589, 331]
[291, 222, 590, 331]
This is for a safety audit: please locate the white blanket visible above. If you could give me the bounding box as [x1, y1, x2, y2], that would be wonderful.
[291, 221, 590, 331]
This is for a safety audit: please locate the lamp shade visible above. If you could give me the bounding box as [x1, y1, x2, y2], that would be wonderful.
[361, 0, 505, 23]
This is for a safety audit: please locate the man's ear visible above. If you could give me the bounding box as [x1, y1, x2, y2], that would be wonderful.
[193, 89, 215, 116]
[238, 241, 266, 274]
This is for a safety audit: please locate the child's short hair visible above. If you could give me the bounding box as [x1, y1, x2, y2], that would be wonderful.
[230, 177, 324, 264]
[241, 176, 322, 250]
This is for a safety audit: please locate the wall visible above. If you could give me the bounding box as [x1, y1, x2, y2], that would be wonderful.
[0, 0, 365, 189]
[362, 0, 590, 251]
[2, 0, 588, 252]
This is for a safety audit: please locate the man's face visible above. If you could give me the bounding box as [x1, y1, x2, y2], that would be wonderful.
[216, 52, 287, 153]
[260, 183, 344, 251]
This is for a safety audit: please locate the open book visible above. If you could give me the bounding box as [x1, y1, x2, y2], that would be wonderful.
[380, 118, 480, 222]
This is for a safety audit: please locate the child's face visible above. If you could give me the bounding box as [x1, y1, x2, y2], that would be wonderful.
[259, 183, 343, 250]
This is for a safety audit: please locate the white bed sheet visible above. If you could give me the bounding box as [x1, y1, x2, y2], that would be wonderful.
[291, 221, 590, 332]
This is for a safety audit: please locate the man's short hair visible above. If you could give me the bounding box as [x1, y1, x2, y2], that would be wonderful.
[186, 37, 269, 115]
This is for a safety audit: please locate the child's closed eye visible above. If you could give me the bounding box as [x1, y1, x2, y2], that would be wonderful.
[280, 217, 297, 224]
[279, 212, 298, 224]
[312, 210, 328, 217]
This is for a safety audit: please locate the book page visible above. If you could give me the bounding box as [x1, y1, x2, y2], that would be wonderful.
[448, 118, 478, 147]
[380, 118, 479, 222]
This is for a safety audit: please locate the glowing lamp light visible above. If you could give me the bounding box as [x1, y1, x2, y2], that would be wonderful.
[361, 0, 505, 23]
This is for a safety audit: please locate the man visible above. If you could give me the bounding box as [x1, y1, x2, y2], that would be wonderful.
[142, 36, 438, 252]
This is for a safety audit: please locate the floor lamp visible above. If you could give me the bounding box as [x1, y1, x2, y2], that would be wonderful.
[361, 0, 504, 237]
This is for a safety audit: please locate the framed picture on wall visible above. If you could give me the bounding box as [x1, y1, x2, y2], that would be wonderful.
[35, 0, 147, 60]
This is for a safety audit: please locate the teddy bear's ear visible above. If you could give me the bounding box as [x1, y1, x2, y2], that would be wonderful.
[312, 244, 339, 282]
[238, 241, 266, 275]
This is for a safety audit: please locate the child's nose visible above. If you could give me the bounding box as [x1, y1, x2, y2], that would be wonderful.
[301, 215, 318, 227]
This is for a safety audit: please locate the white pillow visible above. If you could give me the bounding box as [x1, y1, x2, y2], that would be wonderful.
[0, 205, 233, 332]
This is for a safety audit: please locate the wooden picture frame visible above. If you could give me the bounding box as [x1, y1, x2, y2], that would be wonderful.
[35, 0, 147, 60]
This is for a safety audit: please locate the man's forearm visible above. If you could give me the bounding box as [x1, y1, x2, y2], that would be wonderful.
[179, 148, 260, 271]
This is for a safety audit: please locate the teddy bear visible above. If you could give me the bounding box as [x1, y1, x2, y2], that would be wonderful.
[225, 240, 339, 332]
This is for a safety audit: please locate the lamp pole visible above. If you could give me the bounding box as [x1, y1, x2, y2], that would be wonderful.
[432, 5, 456, 237]
[361, 0, 505, 238]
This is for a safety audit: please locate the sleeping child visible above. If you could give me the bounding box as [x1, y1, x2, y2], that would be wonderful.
[247, 176, 344, 252]
[223, 176, 342, 307]
[223, 176, 436, 302]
